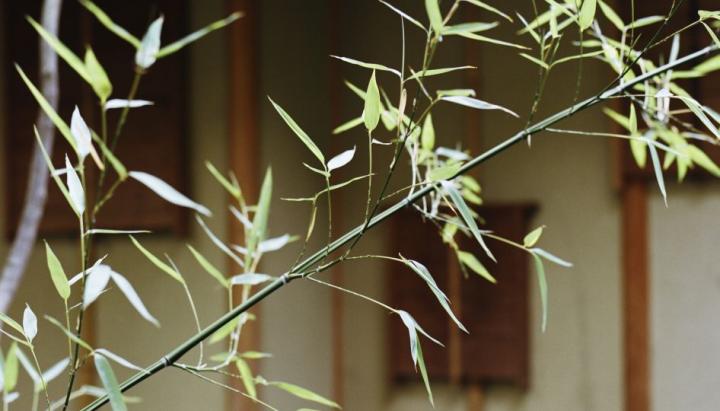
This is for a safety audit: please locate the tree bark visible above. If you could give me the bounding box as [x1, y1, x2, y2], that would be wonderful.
[0, 0, 63, 314]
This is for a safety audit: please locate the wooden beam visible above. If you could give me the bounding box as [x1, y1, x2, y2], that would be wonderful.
[226, 0, 260, 409]
[622, 181, 650, 411]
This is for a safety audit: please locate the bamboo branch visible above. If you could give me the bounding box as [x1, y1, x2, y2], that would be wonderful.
[81, 43, 718, 411]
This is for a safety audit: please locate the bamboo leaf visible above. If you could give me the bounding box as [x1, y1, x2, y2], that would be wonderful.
[206, 161, 241, 199]
[22, 305, 38, 343]
[258, 234, 296, 253]
[364, 71, 381, 132]
[45, 316, 93, 351]
[229, 274, 273, 286]
[457, 251, 495, 283]
[578, 0, 597, 30]
[327, 146, 356, 171]
[531, 253, 549, 332]
[330, 55, 401, 77]
[598, 0, 624, 30]
[530, 248, 573, 267]
[406, 65, 475, 80]
[4, 343, 18, 392]
[104, 99, 154, 110]
[425, 0, 444, 34]
[94, 349, 146, 373]
[44, 242, 70, 300]
[332, 116, 364, 134]
[268, 381, 340, 409]
[129, 171, 211, 216]
[0, 311, 23, 339]
[129, 236, 185, 284]
[109, 271, 160, 326]
[79, 0, 140, 47]
[65, 156, 85, 215]
[135, 16, 163, 69]
[687, 145, 720, 177]
[421, 114, 435, 151]
[26, 16, 91, 83]
[442, 181, 496, 261]
[247, 168, 273, 258]
[83, 264, 112, 307]
[269, 98, 325, 164]
[428, 163, 461, 182]
[209, 316, 241, 344]
[235, 358, 256, 398]
[71, 107, 94, 162]
[94, 354, 128, 411]
[442, 95, 518, 117]
[397, 311, 434, 406]
[523, 226, 545, 248]
[187, 245, 229, 288]
[16, 65, 76, 151]
[626, 15, 664, 29]
[462, 0, 513, 22]
[84, 47, 112, 101]
[647, 135, 667, 206]
[41, 358, 69, 383]
[158, 12, 242, 58]
[378, 1, 427, 32]
[456, 32, 530, 50]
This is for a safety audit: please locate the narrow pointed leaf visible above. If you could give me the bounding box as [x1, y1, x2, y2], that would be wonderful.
[129, 236, 185, 284]
[110, 272, 160, 326]
[457, 251, 495, 283]
[330, 55, 401, 77]
[364, 71, 381, 132]
[94, 349, 147, 373]
[71, 107, 93, 161]
[187, 245, 229, 288]
[94, 354, 128, 411]
[248, 168, 273, 258]
[83, 265, 112, 307]
[443, 182, 496, 261]
[523, 226, 545, 248]
[579, 0, 597, 30]
[158, 12, 242, 58]
[4, 343, 19, 392]
[462, 0, 513, 22]
[65, 156, 85, 215]
[26, 17, 91, 83]
[530, 248, 573, 267]
[532, 254, 549, 332]
[22, 305, 38, 343]
[442, 95, 518, 117]
[79, 0, 140, 47]
[378, 1, 427, 32]
[104, 99, 154, 110]
[269, 98, 325, 164]
[135, 16, 163, 69]
[269, 381, 340, 409]
[235, 359, 256, 397]
[84, 47, 112, 101]
[229, 273, 273, 286]
[129, 171, 211, 216]
[327, 146, 356, 171]
[425, 0, 444, 34]
[44, 242, 70, 300]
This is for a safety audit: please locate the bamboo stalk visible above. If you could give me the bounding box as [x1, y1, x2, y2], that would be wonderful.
[80, 43, 718, 411]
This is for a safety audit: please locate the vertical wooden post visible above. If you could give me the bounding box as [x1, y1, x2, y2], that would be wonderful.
[622, 181, 650, 411]
[227, 0, 260, 409]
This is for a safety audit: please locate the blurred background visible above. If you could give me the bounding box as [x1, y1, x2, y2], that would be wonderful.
[1, 0, 719, 410]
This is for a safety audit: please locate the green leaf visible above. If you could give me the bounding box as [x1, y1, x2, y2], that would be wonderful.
[626, 15, 664, 29]
[269, 381, 340, 409]
[598, 0, 624, 31]
[247, 168, 273, 259]
[457, 251, 495, 283]
[269, 98, 325, 165]
[579, 0, 597, 30]
[425, 0, 444, 34]
[235, 358, 256, 398]
[397, 311, 436, 407]
[79, 0, 140, 48]
[524, 226, 545, 248]
[532, 254, 549, 332]
[45, 241, 70, 300]
[158, 12, 242, 58]
[206, 162, 241, 199]
[92, 132, 127, 180]
[687, 145, 720, 177]
[129, 236, 185, 284]
[84, 47, 112, 102]
[333, 116, 364, 134]
[421, 114, 435, 151]
[443, 182, 496, 262]
[26, 16, 91, 84]
[442, 95, 518, 117]
[406, 65, 475, 81]
[16, 65, 76, 152]
[209, 316, 241, 344]
[331, 55, 401, 77]
[628, 104, 647, 168]
[0, 312, 24, 337]
[519, 53, 549, 70]
[378, 1, 427, 32]
[364, 71, 381, 132]
[187, 245, 228, 288]
[457, 32, 530, 50]
[135, 16, 164, 69]
[45, 316, 93, 351]
[428, 163, 461, 182]
[94, 354, 128, 411]
[442, 22, 498, 36]
[462, 0, 513, 22]
[34, 128, 74, 210]
[4, 343, 19, 392]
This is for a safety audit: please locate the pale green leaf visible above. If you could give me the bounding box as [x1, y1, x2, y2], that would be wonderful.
[330, 55, 401, 77]
[378, 1, 427, 32]
[84, 47, 112, 102]
[598, 0, 624, 31]
[4, 343, 18, 392]
[406, 65, 475, 81]
[425, 0, 444, 34]
[421, 114, 435, 151]
[428, 163, 461, 181]
[457, 32, 530, 49]
[247, 168, 273, 258]
[579, 0, 597, 31]
[443, 182, 496, 261]
[333, 116, 364, 134]
[187, 245, 229, 288]
[364, 71, 381, 132]
[236, 358, 256, 398]
[206, 161, 241, 199]
[158, 12, 242, 58]
[442, 22, 498, 36]
[269, 381, 340, 409]
[26, 16, 91, 84]
[523, 226, 545, 248]
[129, 236, 185, 284]
[79, 0, 140, 47]
[45, 241, 70, 300]
[135, 17, 163, 69]
[129, 171, 211, 216]
[45, 316, 93, 352]
[269, 98, 325, 164]
[462, 0, 513, 22]
[687, 145, 720, 177]
[442, 95, 518, 117]
[457, 251, 495, 283]
[532, 254, 549, 332]
[94, 355, 128, 411]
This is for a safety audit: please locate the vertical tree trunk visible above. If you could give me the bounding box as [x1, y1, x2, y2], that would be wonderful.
[0, 0, 63, 314]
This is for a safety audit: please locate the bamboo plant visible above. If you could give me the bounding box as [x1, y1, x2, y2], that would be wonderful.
[1, 0, 720, 410]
